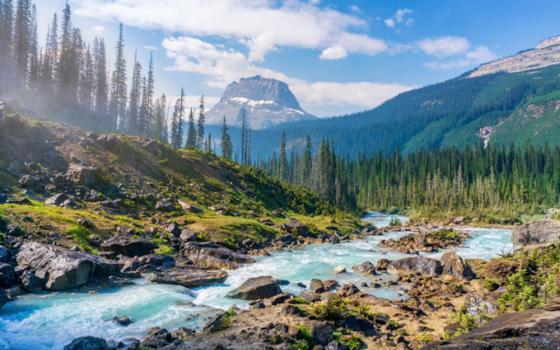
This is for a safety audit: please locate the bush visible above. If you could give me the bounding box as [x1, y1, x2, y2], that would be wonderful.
[312, 295, 350, 322]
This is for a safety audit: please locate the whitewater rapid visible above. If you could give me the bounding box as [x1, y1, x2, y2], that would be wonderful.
[0, 212, 512, 350]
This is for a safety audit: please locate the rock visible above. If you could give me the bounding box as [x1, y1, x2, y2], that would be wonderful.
[341, 315, 377, 336]
[0, 262, 16, 287]
[311, 322, 335, 346]
[147, 267, 227, 288]
[116, 338, 140, 350]
[181, 241, 255, 269]
[17, 242, 119, 291]
[482, 259, 518, 280]
[310, 279, 325, 293]
[165, 222, 181, 237]
[323, 280, 340, 291]
[64, 336, 108, 350]
[276, 279, 290, 286]
[19, 270, 43, 292]
[45, 193, 68, 206]
[141, 327, 174, 349]
[155, 198, 176, 212]
[512, 219, 560, 247]
[337, 283, 360, 297]
[440, 251, 474, 279]
[422, 300, 560, 350]
[388, 256, 442, 276]
[352, 261, 376, 275]
[112, 316, 133, 326]
[376, 258, 391, 271]
[283, 219, 310, 236]
[65, 165, 101, 187]
[329, 234, 341, 244]
[178, 200, 203, 213]
[203, 309, 236, 333]
[264, 293, 292, 306]
[100, 234, 157, 257]
[226, 276, 282, 300]
[333, 266, 347, 274]
[299, 290, 321, 302]
[179, 229, 196, 242]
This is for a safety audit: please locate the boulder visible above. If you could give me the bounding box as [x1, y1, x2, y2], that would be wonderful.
[165, 222, 181, 237]
[323, 280, 340, 291]
[17, 242, 119, 291]
[337, 283, 360, 297]
[141, 328, 174, 349]
[147, 267, 227, 288]
[283, 219, 310, 236]
[64, 336, 108, 350]
[45, 193, 68, 206]
[422, 300, 560, 350]
[311, 322, 335, 346]
[440, 251, 474, 279]
[512, 220, 560, 247]
[309, 279, 325, 293]
[178, 200, 203, 214]
[226, 276, 282, 300]
[100, 234, 157, 257]
[19, 269, 43, 292]
[388, 256, 442, 276]
[341, 315, 377, 336]
[181, 241, 255, 269]
[376, 258, 391, 271]
[352, 261, 376, 275]
[155, 198, 176, 212]
[179, 229, 196, 242]
[65, 164, 101, 187]
[112, 316, 133, 326]
[0, 262, 16, 287]
[333, 266, 347, 274]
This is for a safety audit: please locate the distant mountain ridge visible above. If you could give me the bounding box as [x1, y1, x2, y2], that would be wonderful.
[206, 76, 315, 129]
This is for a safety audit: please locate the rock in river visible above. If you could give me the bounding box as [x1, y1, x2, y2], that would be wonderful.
[387, 256, 442, 276]
[181, 241, 255, 269]
[100, 234, 157, 257]
[512, 219, 560, 247]
[352, 261, 376, 275]
[226, 276, 282, 300]
[64, 336, 109, 350]
[147, 267, 227, 288]
[440, 251, 474, 279]
[17, 242, 119, 291]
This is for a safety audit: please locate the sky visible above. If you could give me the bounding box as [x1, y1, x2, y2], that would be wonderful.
[36, 0, 560, 118]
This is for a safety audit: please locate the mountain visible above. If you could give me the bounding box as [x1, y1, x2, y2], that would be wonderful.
[206, 75, 316, 129]
[233, 36, 560, 158]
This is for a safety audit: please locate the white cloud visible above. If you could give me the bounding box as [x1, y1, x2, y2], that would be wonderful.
[385, 9, 413, 29]
[424, 45, 496, 70]
[466, 46, 496, 62]
[320, 46, 348, 60]
[418, 36, 471, 57]
[162, 36, 411, 115]
[74, 0, 387, 61]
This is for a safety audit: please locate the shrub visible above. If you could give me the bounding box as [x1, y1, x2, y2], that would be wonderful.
[312, 295, 350, 322]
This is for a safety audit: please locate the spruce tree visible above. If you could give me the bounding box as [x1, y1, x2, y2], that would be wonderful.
[14, 0, 31, 89]
[108, 23, 127, 130]
[186, 107, 197, 148]
[40, 13, 57, 93]
[197, 95, 205, 148]
[93, 38, 108, 127]
[154, 94, 167, 142]
[127, 53, 142, 134]
[221, 116, 232, 160]
[79, 45, 94, 114]
[170, 88, 185, 149]
[0, 0, 14, 93]
[279, 132, 288, 180]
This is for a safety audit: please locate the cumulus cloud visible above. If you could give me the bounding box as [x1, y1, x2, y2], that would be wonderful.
[385, 9, 414, 29]
[162, 36, 411, 115]
[418, 36, 471, 57]
[74, 0, 387, 61]
[320, 46, 348, 60]
[424, 45, 496, 70]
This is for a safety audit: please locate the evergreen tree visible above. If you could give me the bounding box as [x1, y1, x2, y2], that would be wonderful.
[13, 0, 31, 89]
[220, 116, 233, 160]
[279, 132, 288, 180]
[93, 38, 108, 128]
[40, 13, 57, 93]
[206, 133, 212, 153]
[127, 53, 142, 134]
[197, 95, 205, 148]
[186, 107, 197, 148]
[57, 2, 73, 103]
[0, 0, 13, 93]
[303, 134, 312, 185]
[108, 23, 127, 130]
[79, 45, 94, 114]
[139, 51, 154, 137]
[28, 4, 38, 89]
[153, 94, 167, 142]
[240, 106, 251, 165]
[170, 88, 185, 149]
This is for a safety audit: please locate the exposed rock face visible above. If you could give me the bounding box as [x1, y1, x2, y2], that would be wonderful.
[63, 336, 108, 350]
[206, 75, 316, 129]
[512, 219, 560, 247]
[388, 257, 442, 276]
[100, 234, 158, 257]
[423, 300, 560, 350]
[0, 262, 16, 287]
[469, 35, 560, 78]
[16, 242, 119, 291]
[352, 261, 376, 275]
[226, 276, 282, 300]
[440, 252, 474, 279]
[181, 242, 255, 269]
[20, 270, 43, 292]
[147, 267, 227, 288]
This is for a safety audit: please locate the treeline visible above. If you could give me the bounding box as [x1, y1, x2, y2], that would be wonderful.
[262, 137, 560, 220]
[0, 0, 242, 154]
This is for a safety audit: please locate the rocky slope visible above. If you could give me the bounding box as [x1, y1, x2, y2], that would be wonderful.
[206, 75, 315, 129]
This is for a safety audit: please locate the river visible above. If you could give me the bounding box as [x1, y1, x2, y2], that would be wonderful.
[0, 212, 512, 350]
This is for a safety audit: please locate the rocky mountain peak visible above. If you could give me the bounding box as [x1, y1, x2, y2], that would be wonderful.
[207, 76, 315, 129]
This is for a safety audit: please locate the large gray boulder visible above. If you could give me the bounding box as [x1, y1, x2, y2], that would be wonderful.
[100, 234, 157, 257]
[352, 261, 376, 275]
[387, 256, 442, 276]
[440, 251, 474, 279]
[226, 276, 282, 300]
[17, 242, 119, 291]
[0, 262, 16, 287]
[64, 336, 108, 350]
[512, 220, 560, 247]
[147, 267, 227, 288]
[181, 242, 255, 269]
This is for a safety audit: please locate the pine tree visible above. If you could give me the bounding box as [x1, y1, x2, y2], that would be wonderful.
[240, 106, 251, 165]
[108, 23, 127, 130]
[186, 107, 197, 148]
[153, 94, 167, 142]
[303, 134, 312, 185]
[221, 116, 233, 160]
[127, 53, 142, 134]
[14, 0, 32, 89]
[79, 45, 94, 114]
[279, 132, 288, 180]
[57, 2, 73, 103]
[0, 0, 14, 93]
[139, 52, 154, 137]
[206, 133, 212, 153]
[197, 95, 205, 148]
[93, 38, 108, 128]
[28, 4, 38, 89]
[40, 13, 57, 93]
[170, 88, 185, 149]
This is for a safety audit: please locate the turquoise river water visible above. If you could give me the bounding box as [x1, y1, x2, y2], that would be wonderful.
[0, 212, 512, 350]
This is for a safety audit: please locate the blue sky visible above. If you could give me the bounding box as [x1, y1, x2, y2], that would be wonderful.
[37, 0, 560, 117]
